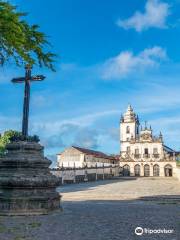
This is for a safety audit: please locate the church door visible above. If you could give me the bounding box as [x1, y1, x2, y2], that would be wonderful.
[144, 164, 150, 177]
[134, 164, 140, 176]
[153, 164, 160, 177]
[164, 165, 173, 177]
[123, 165, 130, 176]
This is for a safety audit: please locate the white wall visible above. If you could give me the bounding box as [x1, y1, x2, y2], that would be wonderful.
[174, 167, 180, 181]
[57, 147, 118, 168]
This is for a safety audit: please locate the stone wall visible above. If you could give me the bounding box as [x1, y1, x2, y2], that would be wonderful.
[51, 166, 119, 185]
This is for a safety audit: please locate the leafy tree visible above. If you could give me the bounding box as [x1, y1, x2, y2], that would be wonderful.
[0, 130, 18, 154]
[0, 1, 56, 70]
[0, 130, 40, 155]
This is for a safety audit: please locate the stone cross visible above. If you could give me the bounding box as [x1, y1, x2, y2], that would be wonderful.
[145, 121, 147, 129]
[12, 65, 45, 138]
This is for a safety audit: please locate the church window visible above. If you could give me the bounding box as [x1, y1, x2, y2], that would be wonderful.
[126, 126, 130, 133]
[144, 148, 148, 154]
[127, 146, 130, 152]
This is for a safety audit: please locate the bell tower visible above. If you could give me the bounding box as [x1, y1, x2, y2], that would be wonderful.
[120, 105, 139, 156]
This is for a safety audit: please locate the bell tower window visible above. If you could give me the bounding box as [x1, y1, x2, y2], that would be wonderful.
[144, 148, 148, 154]
[126, 126, 130, 134]
[127, 146, 130, 153]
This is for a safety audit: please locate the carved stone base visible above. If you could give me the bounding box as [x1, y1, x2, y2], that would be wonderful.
[0, 141, 61, 215]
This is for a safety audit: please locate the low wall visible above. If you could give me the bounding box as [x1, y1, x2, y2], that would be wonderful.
[51, 166, 119, 185]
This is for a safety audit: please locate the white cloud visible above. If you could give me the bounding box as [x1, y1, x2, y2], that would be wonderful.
[31, 109, 120, 136]
[117, 0, 170, 32]
[101, 46, 167, 80]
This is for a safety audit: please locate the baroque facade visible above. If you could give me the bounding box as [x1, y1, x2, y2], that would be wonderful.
[119, 105, 177, 177]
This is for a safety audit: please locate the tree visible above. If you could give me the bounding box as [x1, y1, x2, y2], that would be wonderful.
[0, 130, 40, 154]
[0, 1, 56, 70]
[0, 130, 18, 154]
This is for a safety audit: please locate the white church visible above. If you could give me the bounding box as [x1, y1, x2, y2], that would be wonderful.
[119, 105, 177, 177]
[57, 104, 178, 177]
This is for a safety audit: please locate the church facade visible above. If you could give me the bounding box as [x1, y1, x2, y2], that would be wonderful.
[119, 105, 177, 177]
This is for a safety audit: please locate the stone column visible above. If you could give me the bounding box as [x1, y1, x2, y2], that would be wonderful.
[140, 163, 144, 177]
[159, 163, 165, 177]
[130, 163, 135, 176]
[150, 163, 153, 177]
[0, 141, 61, 215]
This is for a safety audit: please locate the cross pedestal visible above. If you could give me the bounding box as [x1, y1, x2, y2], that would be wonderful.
[0, 141, 61, 215]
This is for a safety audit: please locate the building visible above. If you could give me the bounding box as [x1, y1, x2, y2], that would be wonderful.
[57, 146, 118, 168]
[119, 105, 177, 177]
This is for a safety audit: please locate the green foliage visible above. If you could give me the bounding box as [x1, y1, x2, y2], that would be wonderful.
[0, 1, 56, 70]
[0, 130, 17, 154]
[0, 130, 40, 155]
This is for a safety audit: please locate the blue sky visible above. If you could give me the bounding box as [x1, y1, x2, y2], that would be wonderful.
[1, 0, 180, 166]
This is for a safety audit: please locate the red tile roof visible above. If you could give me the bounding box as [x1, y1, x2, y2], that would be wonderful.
[58, 145, 119, 161]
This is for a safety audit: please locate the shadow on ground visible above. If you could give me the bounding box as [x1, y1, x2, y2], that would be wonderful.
[0, 196, 179, 240]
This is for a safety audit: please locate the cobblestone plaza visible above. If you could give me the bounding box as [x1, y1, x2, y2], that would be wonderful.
[0, 177, 179, 240]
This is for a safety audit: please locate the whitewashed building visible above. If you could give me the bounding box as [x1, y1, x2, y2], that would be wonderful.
[119, 105, 177, 177]
[57, 146, 118, 168]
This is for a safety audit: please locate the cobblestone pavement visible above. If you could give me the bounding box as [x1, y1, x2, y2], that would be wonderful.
[59, 177, 180, 201]
[0, 177, 180, 240]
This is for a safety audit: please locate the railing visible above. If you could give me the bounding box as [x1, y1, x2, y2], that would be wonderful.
[153, 154, 160, 158]
[143, 154, 150, 158]
[134, 154, 141, 158]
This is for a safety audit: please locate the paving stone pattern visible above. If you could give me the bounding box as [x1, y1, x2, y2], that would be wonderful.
[0, 177, 179, 240]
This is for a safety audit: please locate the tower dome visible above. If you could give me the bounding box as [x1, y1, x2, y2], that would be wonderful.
[123, 104, 136, 122]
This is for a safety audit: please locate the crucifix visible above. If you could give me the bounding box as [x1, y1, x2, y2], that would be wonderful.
[12, 65, 45, 138]
[145, 121, 147, 129]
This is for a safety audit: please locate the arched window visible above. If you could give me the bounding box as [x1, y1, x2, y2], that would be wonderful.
[123, 165, 130, 176]
[134, 164, 140, 176]
[153, 164, 159, 176]
[126, 126, 130, 133]
[144, 164, 150, 177]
